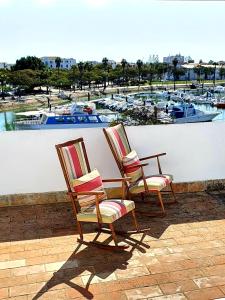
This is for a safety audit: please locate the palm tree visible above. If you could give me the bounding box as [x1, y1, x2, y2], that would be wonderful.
[136, 59, 143, 85]
[193, 64, 203, 84]
[121, 59, 127, 85]
[219, 63, 225, 80]
[213, 62, 218, 87]
[55, 57, 62, 76]
[102, 57, 108, 90]
[69, 65, 79, 92]
[172, 58, 178, 91]
[78, 62, 84, 90]
[0, 71, 7, 100]
[84, 62, 93, 89]
[40, 69, 52, 94]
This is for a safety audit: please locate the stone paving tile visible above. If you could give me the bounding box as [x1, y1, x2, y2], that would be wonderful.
[125, 285, 163, 299]
[148, 294, 187, 300]
[184, 286, 224, 300]
[2, 192, 225, 299]
[159, 280, 198, 294]
[0, 287, 8, 299]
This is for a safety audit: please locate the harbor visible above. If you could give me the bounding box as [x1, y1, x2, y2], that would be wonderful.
[1, 86, 225, 131]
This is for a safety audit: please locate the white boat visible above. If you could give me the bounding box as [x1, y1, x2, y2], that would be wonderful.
[14, 102, 118, 130]
[170, 103, 219, 124]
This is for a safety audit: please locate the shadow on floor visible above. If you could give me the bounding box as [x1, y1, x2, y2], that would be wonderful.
[1, 191, 225, 242]
[31, 232, 149, 299]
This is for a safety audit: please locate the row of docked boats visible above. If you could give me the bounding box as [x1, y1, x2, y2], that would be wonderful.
[158, 88, 225, 108]
[96, 93, 219, 124]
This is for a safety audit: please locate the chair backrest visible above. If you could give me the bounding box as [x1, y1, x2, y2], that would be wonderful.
[55, 138, 91, 193]
[103, 123, 131, 175]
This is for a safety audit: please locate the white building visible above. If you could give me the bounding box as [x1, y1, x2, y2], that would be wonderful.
[0, 62, 13, 69]
[108, 60, 116, 69]
[40, 57, 76, 69]
[163, 54, 185, 65]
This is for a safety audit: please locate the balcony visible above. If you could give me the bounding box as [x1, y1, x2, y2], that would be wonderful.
[1, 123, 225, 299]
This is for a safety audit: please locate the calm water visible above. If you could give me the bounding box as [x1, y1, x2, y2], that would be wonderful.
[193, 103, 225, 121]
[0, 112, 15, 131]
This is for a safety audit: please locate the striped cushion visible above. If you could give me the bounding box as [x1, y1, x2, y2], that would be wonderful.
[77, 199, 135, 223]
[105, 124, 131, 160]
[72, 169, 107, 204]
[60, 142, 89, 190]
[122, 150, 142, 183]
[129, 174, 173, 194]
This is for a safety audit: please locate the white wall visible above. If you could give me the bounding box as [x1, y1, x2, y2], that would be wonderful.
[1, 122, 225, 195]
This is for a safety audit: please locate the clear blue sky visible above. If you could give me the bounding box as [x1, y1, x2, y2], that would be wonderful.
[0, 0, 225, 64]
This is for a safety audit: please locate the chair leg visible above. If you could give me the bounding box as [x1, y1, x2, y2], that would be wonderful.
[131, 210, 139, 232]
[109, 223, 117, 246]
[77, 221, 83, 240]
[170, 182, 177, 203]
[127, 189, 132, 200]
[157, 191, 165, 215]
[97, 222, 102, 232]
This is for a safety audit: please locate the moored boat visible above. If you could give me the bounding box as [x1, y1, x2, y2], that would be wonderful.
[14, 102, 118, 130]
[170, 103, 219, 124]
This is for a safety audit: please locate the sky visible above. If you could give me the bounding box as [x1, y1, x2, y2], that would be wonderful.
[0, 0, 225, 64]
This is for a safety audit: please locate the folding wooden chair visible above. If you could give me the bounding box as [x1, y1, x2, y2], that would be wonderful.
[55, 138, 139, 250]
[103, 123, 177, 216]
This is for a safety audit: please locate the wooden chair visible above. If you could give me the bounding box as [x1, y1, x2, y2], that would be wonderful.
[103, 123, 177, 216]
[55, 138, 139, 250]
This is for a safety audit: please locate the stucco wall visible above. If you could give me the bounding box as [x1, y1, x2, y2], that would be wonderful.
[1, 122, 225, 195]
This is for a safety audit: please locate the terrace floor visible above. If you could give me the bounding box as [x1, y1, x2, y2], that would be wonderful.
[2, 191, 225, 300]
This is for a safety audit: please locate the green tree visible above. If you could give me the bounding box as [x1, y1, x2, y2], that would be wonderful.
[9, 69, 40, 93]
[0, 70, 8, 99]
[39, 69, 52, 94]
[136, 59, 143, 84]
[78, 62, 84, 90]
[121, 59, 128, 85]
[55, 57, 62, 76]
[219, 64, 225, 80]
[12, 56, 45, 71]
[69, 65, 79, 91]
[102, 57, 108, 89]
[172, 58, 178, 91]
[193, 64, 203, 83]
[213, 62, 218, 87]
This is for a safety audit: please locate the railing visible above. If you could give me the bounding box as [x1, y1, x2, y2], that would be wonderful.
[1, 122, 225, 195]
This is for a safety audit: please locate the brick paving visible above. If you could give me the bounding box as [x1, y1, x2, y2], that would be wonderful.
[1, 191, 225, 299]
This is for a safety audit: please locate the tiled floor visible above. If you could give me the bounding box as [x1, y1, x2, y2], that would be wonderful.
[1, 191, 225, 299]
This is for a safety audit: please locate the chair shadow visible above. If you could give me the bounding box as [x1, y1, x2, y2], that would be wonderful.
[32, 232, 149, 300]
[1, 191, 225, 243]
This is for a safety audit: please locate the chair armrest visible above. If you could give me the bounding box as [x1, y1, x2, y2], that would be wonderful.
[124, 163, 149, 171]
[140, 153, 166, 175]
[139, 152, 166, 161]
[102, 177, 131, 183]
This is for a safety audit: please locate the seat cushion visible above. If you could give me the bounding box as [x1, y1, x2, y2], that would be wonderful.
[77, 199, 135, 223]
[122, 150, 142, 183]
[129, 174, 173, 194]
